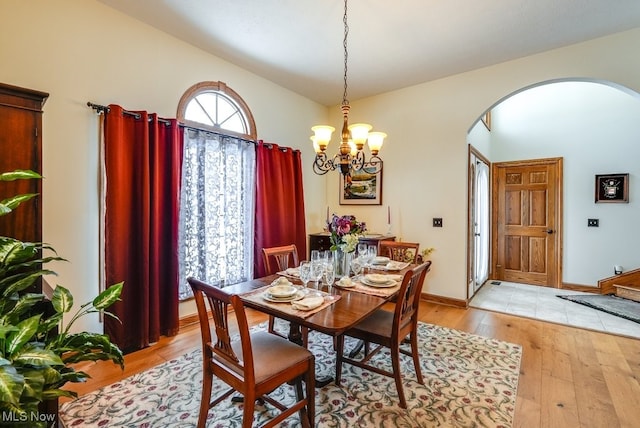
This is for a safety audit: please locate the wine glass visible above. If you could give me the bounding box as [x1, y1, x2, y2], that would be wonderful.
[367, 245, 378, 272]
[325, 251, 334, 272]
[357, 243, 367, 258]
[299, 261, 311, 289]
[351, 256, 363, 281]
[310, 250, 320, 264]
[324, 265, 336, 298]
[311, 261, 324, 290]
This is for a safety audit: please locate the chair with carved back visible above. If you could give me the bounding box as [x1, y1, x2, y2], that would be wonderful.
[262, 244, 299, 275]
[187, 277, 315, 428]
[378, 241, 420, 264]
[334, 261, 432, 409]
[262, 244, 309, 346]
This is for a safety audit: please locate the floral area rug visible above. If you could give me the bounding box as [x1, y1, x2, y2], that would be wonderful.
[59, 322, 521, 427]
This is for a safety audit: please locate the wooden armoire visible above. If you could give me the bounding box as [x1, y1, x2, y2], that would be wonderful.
[0, 82, 49, 246]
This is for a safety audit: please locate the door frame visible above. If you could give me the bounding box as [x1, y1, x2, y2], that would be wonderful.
[466, 145, 491, 300]
[490, 157, 563, 288]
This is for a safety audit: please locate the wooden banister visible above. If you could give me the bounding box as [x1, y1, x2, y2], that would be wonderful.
[598, 268, 640, 295]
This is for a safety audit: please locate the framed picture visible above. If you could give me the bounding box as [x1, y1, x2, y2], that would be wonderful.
[481, 111, 491, 131]
[340, 163, 382, 205]
[595, 173, 629, 203]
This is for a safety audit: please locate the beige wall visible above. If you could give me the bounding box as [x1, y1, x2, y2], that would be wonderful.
[0, 0, 326, 331]
[2, 0, 640, 330]
[324, 28, 640, 301]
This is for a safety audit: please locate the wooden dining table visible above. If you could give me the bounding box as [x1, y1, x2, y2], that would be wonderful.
[223, 264, 414, 385]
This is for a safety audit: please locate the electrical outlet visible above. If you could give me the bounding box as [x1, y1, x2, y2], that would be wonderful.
[433, 218, 443, 227]
[587, 218, 599, 227]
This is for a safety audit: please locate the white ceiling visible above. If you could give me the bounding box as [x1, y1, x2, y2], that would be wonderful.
[97, 0, 640, 106]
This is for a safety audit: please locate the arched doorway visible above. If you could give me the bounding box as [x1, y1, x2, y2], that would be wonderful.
[468, 79, 640, 294]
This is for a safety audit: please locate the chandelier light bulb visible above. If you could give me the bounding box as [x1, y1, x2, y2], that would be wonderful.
[310, 136, 321, 153]
[348, 123, 372, 149]
[367, 131, 387, 155]
[311, 125, 335, 151]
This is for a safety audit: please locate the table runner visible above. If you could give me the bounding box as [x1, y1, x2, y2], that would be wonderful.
[241, 285, 340, 318]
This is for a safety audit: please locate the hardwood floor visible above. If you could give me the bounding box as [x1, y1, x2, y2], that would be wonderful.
[63, 301, 640, 427]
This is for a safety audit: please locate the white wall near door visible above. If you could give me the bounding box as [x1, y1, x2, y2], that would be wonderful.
[489, 81, 640, 287]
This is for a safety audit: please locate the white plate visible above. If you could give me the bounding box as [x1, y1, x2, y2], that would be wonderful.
[267, 284, 297, 297]
[263, 290, 306, 303]
[372, 256, 390, 265]
[361, 277, 397, 288]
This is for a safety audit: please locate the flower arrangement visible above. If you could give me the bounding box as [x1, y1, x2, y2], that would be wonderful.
[327, 214, 366, 252]
[417, 247, 436, 263]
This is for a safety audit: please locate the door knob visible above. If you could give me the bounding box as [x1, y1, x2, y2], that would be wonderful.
[546, 229, 553, 234]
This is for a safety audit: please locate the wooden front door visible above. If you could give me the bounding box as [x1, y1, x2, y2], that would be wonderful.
[491, 158, 562, 287]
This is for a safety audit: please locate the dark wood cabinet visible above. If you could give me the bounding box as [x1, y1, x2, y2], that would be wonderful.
[0, 83, 48, 243]
[308, 232, 395, 258]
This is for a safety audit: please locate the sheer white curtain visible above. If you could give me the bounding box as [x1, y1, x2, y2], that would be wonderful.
[178, 129, 256, 300]
[474, 160, 490, 286]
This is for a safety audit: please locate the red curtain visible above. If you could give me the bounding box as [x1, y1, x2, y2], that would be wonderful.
[103, 105, 182, 353]
[254, 141, 307, 277]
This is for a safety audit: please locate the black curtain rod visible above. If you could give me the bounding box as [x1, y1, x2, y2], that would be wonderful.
[87, 102, 171, 125]
[87, 101, 292, 151]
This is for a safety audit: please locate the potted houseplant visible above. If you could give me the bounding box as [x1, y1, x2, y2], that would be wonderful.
[0, 170, 124, 427]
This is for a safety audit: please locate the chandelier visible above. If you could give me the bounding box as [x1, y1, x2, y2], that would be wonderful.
[311, 0, 386, 176]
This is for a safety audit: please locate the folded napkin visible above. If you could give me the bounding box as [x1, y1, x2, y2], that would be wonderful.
[291, 295, 324, 311]
[365, 273, 403, 283]
[385, 261, 410, 271]
[337, 276, 354, 287]
[271, 277, 293, 287]
[285, 267, 300, 277]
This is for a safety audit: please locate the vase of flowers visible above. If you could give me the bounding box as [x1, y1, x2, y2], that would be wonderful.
[327, 214, 366, 276]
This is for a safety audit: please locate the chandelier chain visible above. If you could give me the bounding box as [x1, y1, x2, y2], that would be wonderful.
[342, 0, 349, 107]
[310, 0, 385, 177]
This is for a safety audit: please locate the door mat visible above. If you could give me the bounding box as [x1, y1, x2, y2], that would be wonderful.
[557, 294, 640, 324]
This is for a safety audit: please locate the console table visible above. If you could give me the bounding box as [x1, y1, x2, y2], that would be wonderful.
[308, 232, 395, 258]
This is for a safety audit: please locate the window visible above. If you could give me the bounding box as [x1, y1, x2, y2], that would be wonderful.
[177, 82, 257, 300]
[177, 81, 256, 139]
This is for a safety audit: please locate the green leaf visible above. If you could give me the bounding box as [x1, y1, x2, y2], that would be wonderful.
[51, 285, 73, 314]
[0, 170, 42, 182]
[0, 364, 24, 405]
[42, 388, 76, 400]
[92, 282, 124, 310]
[4, 293, 44, 320]
[6, 315, 41, 356]
[57, 370, 89, 384]
[11, 345, 63, 367]
[37, 312, 63, 336]
[0, 271, 56, 297]
[18, 369, 45, 399]
[0, 325, 19, 341]
[0, 194, 39, 211]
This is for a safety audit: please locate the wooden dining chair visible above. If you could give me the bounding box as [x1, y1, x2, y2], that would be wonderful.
[378, 241, 420, 264]
[334, 261, 432, 409]
[262, 244, 299, 275]
[187, 277, 315, 428]
[262, 244, 308, 346]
